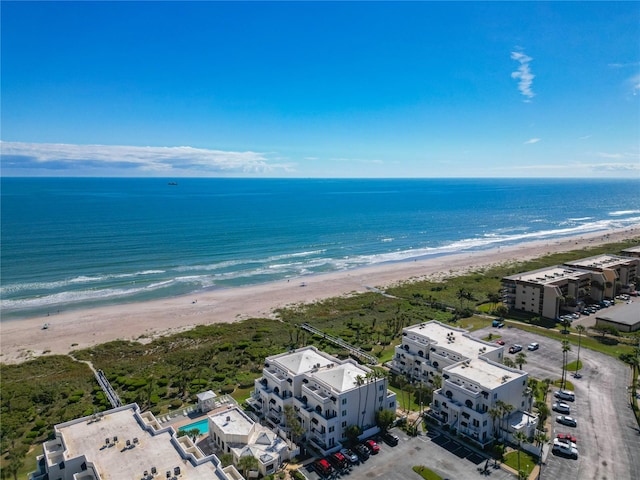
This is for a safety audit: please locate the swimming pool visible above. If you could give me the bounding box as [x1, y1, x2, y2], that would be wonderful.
[178, 418, 209, 435]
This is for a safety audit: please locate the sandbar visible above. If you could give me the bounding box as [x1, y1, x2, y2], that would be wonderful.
[1, 227, 638, 365]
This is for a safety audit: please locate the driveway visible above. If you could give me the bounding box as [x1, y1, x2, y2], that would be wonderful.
[473, 325, 640, 480]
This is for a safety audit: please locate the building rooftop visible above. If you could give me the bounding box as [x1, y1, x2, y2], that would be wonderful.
[55, 405, 220, 480]
[596, 301, 640, 327]
[565, 254, 636, 269]
[403, 321, 500, 360]
[209, 407, 254, 437]
[503, 265, 590, 284]
[621, 245, 640, 255]
[312, 361, 371, 393]
[446, 358, 526, 390]
[269, 347, 336, 375]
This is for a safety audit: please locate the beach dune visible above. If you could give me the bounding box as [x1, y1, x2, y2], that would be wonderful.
[1, 228, 637, 365]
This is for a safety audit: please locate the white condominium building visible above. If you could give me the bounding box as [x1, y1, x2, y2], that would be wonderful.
[28, 403, 241, 480]
[391, 321, 536, 446]
[247, 346, 396, 454]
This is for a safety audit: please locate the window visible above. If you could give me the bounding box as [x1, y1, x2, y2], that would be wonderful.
[342, 398, 347, 405]
[389, 402, 395, 408]
[329, 426, 335, 433]
[493, 393, 497, 399]
[461, 421, 468, 427]
[379, 384, 384, 391]
[342, 421, 347, 428]
[472, 419, 479, 427]
[378, 396, 383, 403]
[342, 410, 347, 417]
[483, 420, 487, 426]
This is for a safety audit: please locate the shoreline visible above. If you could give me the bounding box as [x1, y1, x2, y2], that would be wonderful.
[1, 226, 638, 365]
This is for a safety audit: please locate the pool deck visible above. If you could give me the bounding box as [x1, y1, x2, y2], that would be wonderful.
[159, 398, 240, 434]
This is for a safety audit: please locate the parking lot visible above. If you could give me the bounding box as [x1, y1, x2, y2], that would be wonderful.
[472, 324, 640, 480]
[298, 319, 640, 480]
[300, 428, 515, 480]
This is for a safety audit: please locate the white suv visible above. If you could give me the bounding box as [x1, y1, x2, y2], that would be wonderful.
[552, 438, 578, 459]
[554, 390, 575, 401]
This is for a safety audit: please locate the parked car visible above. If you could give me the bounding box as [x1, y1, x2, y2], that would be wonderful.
[554, 390, 575, 401]
[527, 342, 539, 351]
[364, 439, 380, 454]
[495, 339, 505, 345]
[508, 344, 523, 354]
[313, 459, 334, 477]
[552, 438, 578, 459]
[354, 443, 370, 460]
[552, 402, 571, 414]
[381, 431, 399, 446]
[328, 452, 348, 470]
[340, 448, 359, 465]
[557, 433, 577, 444]
[556, 415, 577, 427]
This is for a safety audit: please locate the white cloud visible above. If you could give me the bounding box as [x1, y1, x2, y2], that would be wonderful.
[0, 141, 295, 176]
[596, 152, 624, 159]
[608, 61, 640, 68]
[523, 138, 541, 144]
[511, 51, 535, 101]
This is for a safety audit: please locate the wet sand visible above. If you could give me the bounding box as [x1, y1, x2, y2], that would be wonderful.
[1, 226, 638, 364]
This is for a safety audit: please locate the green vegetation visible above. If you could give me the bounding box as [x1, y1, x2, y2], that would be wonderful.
[1, 238, 637, 476]
[413, 465, 443, 480]
[503, 449, 537, 479]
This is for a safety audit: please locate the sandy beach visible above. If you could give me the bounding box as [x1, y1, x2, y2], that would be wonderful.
[2, 227, 638, 365]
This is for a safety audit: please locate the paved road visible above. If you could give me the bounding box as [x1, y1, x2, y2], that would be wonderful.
[473, 325, 640, 480]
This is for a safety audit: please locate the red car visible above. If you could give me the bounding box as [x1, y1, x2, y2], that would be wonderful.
[557, 433, 577, 443]
[495, 339, 505, 345]
[365, 439, 380, 454]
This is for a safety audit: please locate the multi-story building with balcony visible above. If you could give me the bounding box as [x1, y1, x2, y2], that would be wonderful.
[28, 403, 242, 480]
[501, 265, 594, 319]
[564, 254, 638, 298]
[390, 321, 536, 447]
[247, 346, 396, 455]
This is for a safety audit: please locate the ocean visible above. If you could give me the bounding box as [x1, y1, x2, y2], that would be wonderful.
[2, 177, 639, 320]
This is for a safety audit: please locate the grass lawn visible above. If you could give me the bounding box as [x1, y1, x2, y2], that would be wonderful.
[412, 465, 443, 480]
[503, 450, 538, 478]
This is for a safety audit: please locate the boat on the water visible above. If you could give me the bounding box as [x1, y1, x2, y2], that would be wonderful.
[168, 182, 178, 186]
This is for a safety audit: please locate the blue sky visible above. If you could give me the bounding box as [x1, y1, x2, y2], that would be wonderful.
[1, 1, 639, 178]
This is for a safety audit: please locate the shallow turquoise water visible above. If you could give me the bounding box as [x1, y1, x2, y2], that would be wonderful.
[178, 418, 209, 435]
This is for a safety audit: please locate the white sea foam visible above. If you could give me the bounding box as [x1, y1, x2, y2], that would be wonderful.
[609, 210, 640, 216]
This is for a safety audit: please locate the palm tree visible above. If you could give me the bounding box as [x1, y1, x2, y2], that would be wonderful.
[542, 378, 552, 401]
[561, 340, 571, 390]
[488, 407, 501, 442]
[513, 431, 528, 479]
[362, 371, 375, 429]
[456, 288, 468, 309]
[620, 348, 640, 403]
[354, 375, 365, 428]
[501, 403, 514, 443]
[503, 357, 517, 369]
[574, 325, 586, 376]
[237, 454, 259, 478]
[515, 352, 527, 370]
[533, 430, 549, 479]
[487, 292, 501, 312]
